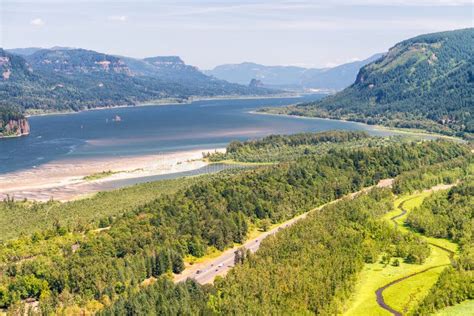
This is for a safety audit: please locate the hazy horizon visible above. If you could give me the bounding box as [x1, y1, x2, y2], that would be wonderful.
[2, 0, 473, 69]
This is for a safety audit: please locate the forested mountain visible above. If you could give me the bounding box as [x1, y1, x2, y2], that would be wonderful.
[205, 54, 382, 90]
[263, 28, 474, 137]
[0, 47, 274, 114]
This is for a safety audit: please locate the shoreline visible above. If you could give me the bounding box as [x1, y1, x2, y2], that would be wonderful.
[25, 92, 306, 118]
[0, 147, 225, 202]
[251, 111, 464, 142]
[0, 131, 30, 139]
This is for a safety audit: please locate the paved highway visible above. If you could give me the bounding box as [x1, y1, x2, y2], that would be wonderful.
[174, 214, 304, 284]
[174, 178, 394, 284]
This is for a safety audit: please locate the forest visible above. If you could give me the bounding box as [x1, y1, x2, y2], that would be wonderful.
[0, 174, 212, 241]
[392, 156, 473, 194]
[100, 188, 430, 315]
[209, 188, 429, 314]
[0, 139, 469, 313]
[205, 130, 377, 162]
[407, 179, 473, 246]
[99, 154, 474, 316]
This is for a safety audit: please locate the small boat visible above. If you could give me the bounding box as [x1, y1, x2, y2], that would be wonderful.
[113, 115, 122, 122]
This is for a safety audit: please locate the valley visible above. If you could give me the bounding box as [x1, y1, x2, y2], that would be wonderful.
[1, 6, 473, 313]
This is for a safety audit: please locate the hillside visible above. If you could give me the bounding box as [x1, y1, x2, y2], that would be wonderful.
[263, 28, 474, 137]
[205, 54, 382, 90]
[0, 48, 274, 114]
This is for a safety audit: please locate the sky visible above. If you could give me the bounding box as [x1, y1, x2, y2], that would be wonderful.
[1, 0, 473, 69]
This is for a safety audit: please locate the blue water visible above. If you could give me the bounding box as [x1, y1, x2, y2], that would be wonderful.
[0, 95, 393, 174]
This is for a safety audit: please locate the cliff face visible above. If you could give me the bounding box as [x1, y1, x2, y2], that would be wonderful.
[0, 118, 30, 138]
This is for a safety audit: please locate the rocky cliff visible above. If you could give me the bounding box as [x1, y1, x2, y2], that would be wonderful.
[0, 118, 30, 137]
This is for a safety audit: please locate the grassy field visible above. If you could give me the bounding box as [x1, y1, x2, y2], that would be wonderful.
[434, 300, 474, 316]
[0, 175, 208, 241]
[344, 190, 457, 316]
[344, 246, 451, 316]
[384, 265, 448, 314]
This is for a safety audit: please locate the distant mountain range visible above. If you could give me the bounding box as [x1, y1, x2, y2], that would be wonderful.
[0, 47, 274, 115]
[263, 28, 474, 138]
[205, 54, 383, 91]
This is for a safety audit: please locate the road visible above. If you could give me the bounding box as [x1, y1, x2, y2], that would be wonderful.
[174, 178, 394, 284]
[174, 212, 306, 284]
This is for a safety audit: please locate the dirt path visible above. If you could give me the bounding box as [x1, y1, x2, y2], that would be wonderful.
[375, 192, 455, 315]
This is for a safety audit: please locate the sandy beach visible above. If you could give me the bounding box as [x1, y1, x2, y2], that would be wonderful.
[0, 148, 225, 202]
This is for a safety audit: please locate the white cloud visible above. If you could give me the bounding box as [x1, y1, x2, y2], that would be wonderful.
[107, 15, 127, 22]
[30, 18, 45, 27]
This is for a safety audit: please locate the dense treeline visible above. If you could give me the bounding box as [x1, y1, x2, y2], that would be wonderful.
[0, 140, 469, 312]
[392, 156, 472, 194]
[410, 180, 474, 314]
[407, 179, 473, 245]
[0, 175, 209, 241]
[0, 107, 23, 122]
[98, 277, 213, 315]
[262, 28, 474, 138]
[206, 130, 375, 162]
[412, 267, 473, 315]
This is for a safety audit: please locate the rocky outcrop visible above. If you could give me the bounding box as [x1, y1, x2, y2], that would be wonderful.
[0, 118, 30, 138]
[249, 78, 264, 88]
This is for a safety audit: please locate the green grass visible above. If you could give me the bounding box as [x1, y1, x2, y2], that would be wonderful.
[434, 300, 474, 316]
[344, 246, 451, 316]
[0, 175, 209, 241]
[384, 264, 448, 314]
[344, 189, 458, 316]
[83, 170, 119, 181]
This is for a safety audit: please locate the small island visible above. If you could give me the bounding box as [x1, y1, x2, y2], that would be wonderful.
[0, 107, 30, 138]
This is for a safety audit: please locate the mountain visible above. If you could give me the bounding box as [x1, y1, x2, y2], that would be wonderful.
[205, 54, 382, 91]
[264, 28, 474, 137]
[206, 62, 308, 88]
[5, 47, 42, 56]
[0, 48, 274, 114]
[299, 54, 383, 90]
[25, 48, 132, 75]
